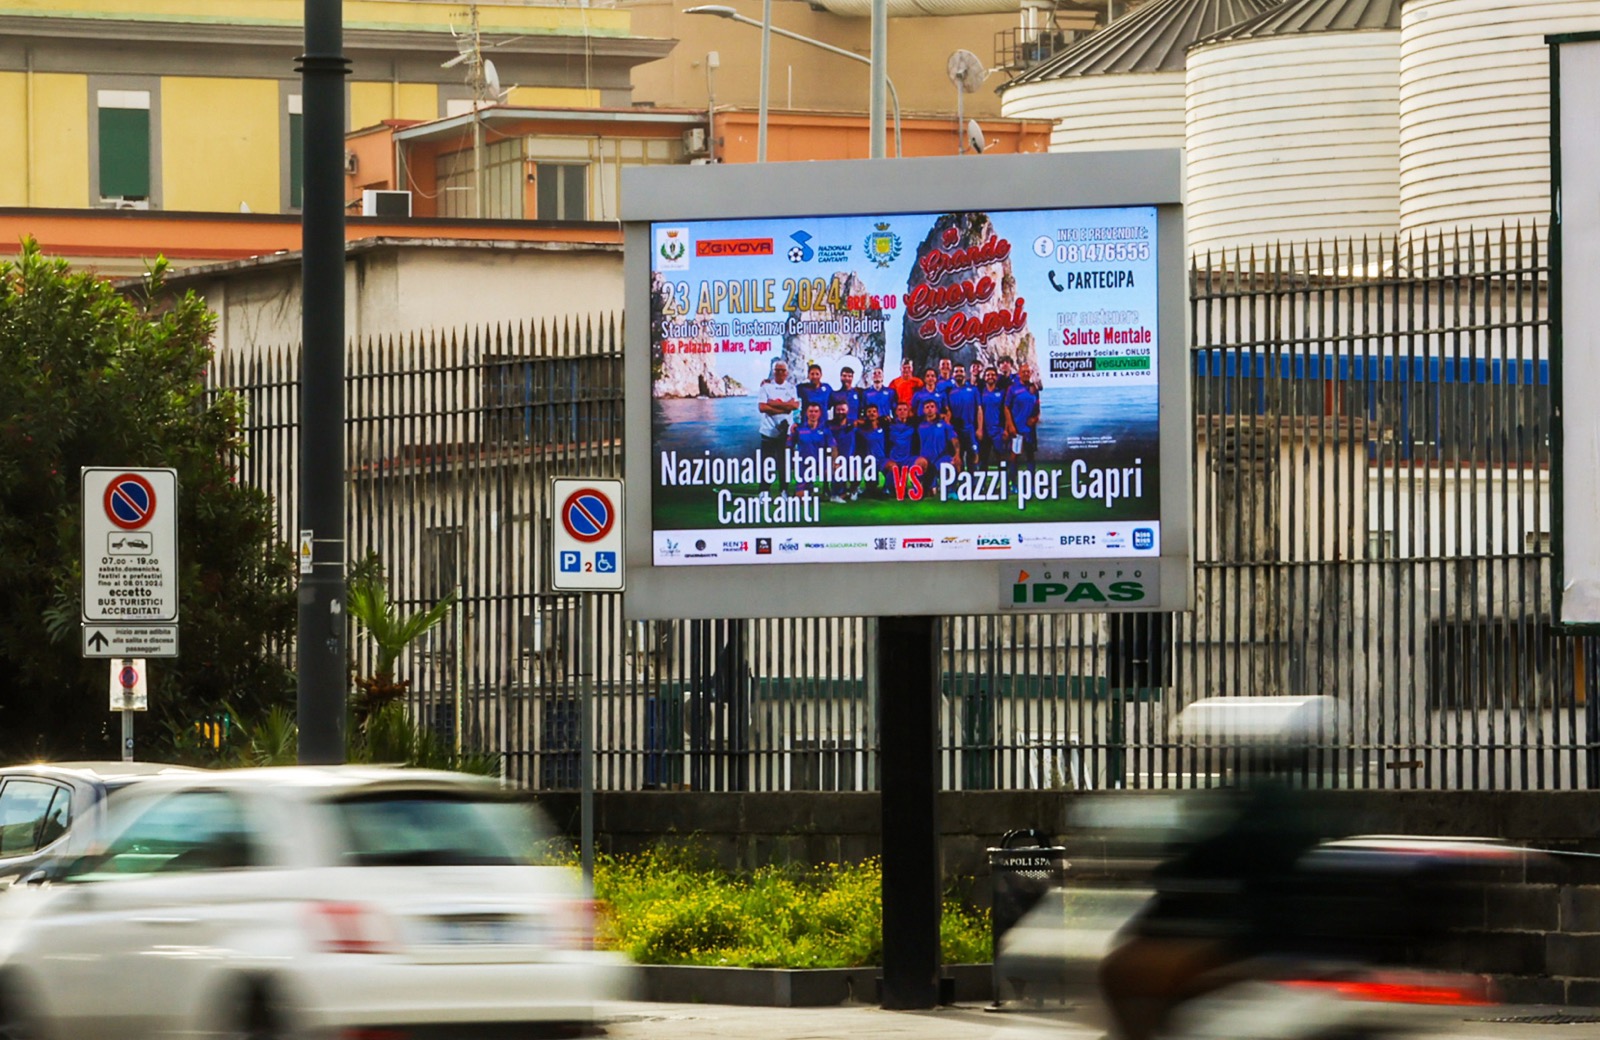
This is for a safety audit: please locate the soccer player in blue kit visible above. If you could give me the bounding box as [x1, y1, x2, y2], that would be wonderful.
[945, 364, 980, 469]
[830, 365, 862, 422]
[912, 368, 945, 427]
[828, 401, 858, 502]
[798, 363, 833, 424]
[788, 401, 834, 497]
[863, 367, 896, 431]
[979, 367, 1008, 469]
[885, 400, 919, 498]
[857, 401, 888, 499]
[1004, 370, 1040, 472]
[915, 398, 959, 492]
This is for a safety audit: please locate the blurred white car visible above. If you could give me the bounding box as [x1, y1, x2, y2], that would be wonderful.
[0, 766, 633, 1040]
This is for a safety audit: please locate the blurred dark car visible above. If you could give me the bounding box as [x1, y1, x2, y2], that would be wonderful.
[0, 762, 195, 888]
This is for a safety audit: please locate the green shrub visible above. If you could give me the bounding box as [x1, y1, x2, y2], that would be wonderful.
[593, 846, 991, 968]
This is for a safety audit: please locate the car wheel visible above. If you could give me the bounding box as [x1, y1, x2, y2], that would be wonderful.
[224, 983, 290, 1040]
[0, 980, 39, 1040]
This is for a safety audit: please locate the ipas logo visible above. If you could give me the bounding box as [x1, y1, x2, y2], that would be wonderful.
[977, 537, 1011, 550]
[1011, 569, 1149, 606]
[655, 227, 690, 271]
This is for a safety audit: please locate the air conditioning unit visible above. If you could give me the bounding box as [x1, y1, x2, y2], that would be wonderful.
[682, 127, 708, 155]
[102, 197, 150, 210]
[343, 151, 359, 174]
[626, 620, 676, 663]
[361, 189, 412, 218]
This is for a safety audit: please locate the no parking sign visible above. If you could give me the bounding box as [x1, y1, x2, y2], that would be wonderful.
[551, 478, 624, 591]
[81, 468, 179, 633]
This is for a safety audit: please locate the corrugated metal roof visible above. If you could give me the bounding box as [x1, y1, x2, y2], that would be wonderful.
[1007, 0, 1282, 85]
[1196, 0, 1401, 44]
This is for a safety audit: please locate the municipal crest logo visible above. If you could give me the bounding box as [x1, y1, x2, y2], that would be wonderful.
[863, 223, 901, 268]
[655, 227, 691, 271]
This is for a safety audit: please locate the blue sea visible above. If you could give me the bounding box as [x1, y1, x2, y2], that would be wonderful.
[652, 386, 1159, 461]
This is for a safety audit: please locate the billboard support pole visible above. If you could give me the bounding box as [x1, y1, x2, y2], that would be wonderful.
[878, 613, 941, 1009]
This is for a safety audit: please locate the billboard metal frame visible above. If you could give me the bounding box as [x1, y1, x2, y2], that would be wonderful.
[622, 152, 1191, 620]
[1551, 33, 1600, 629]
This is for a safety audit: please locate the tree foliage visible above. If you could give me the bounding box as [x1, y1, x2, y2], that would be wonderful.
[0, 239, 296, 759]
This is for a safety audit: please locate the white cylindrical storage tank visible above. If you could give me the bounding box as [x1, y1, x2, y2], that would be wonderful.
[1187, 0, 1402, 257]
[1400, 0, 1600, 238]
[1001, 0, 1278, 153]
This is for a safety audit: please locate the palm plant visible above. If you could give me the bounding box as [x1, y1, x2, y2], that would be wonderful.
[345, 560, 456, 725]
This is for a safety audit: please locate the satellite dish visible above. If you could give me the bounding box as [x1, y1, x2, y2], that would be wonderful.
[946, 49, 987, 94]
[967, 119, 986, 154]
[484, 59, 502, 98]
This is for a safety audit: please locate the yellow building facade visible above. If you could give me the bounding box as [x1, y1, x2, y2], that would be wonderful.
[0, 0, 668, 213]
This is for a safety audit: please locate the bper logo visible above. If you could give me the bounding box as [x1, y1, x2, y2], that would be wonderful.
[697, 238, 775, 257]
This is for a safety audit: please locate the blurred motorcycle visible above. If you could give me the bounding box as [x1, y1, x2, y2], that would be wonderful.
[995, 697, 1532, 1040]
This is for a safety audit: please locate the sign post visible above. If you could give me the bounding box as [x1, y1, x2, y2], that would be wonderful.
[81, 468, 179, 658]
[550, 477, 625, 884]
[109, 657, 148, 762]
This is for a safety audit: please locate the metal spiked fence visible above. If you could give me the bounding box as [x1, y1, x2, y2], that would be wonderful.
[209, 226, 1598, 791]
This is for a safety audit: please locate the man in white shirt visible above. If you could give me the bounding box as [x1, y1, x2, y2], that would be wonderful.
[758, 359, 799, 491]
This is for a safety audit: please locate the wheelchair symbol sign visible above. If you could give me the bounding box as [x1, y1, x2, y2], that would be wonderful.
[550, 477, 624, 591]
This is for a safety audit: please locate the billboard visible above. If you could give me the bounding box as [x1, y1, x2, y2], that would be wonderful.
[624, 153, 1189, 619]
[648, 206, 1161, 568]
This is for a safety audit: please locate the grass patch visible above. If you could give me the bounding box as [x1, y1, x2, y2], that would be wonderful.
[593, 846, 990, 968]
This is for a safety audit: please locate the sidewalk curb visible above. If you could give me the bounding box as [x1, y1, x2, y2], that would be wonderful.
[636, 963, 993, 1007]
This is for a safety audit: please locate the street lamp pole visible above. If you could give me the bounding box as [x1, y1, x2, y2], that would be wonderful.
[758, 0, 771, 161]
[684, 6, 901, 159]
[869, 0, 886, 160]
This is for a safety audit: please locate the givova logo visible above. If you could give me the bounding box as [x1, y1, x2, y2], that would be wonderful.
[1010, 568, 1148, 605]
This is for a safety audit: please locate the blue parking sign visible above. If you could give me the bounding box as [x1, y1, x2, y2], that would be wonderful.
[596, 551, 617, 573]
[559, 550, 581, 573]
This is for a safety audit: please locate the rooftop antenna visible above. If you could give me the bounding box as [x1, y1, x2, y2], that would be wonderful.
[947, 50, 986, 154]
[440, 5, 515, 218]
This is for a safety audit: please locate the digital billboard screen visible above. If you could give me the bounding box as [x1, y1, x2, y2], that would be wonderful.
[648, 205, 1162, 567]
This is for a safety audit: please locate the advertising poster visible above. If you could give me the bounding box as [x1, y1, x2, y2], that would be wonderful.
[649, 206, 1161, 566]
